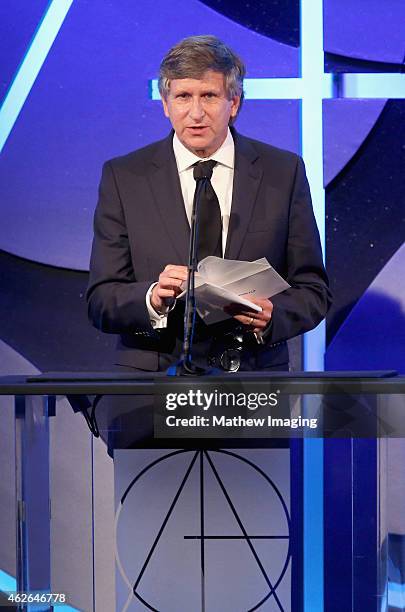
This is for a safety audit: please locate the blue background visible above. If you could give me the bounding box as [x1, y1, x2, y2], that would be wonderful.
[0, 0, 404, 373]
[0, 2, 405, 610]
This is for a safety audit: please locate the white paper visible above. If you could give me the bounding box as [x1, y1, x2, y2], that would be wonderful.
[180, 256, 290, 324]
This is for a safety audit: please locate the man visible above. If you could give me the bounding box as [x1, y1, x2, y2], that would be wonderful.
[87, 35, 331, 372]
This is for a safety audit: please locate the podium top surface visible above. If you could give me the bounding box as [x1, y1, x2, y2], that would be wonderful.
[0, 371, 404, 395]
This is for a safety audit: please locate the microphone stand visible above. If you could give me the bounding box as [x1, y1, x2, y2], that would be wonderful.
[167, 177, 213, 376]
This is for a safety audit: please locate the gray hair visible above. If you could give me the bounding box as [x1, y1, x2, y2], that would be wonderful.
[158, 35, 245, 116]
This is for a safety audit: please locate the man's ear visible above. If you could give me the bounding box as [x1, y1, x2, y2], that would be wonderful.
[161, 96, 170, 118]
[230, 95, 241, 119]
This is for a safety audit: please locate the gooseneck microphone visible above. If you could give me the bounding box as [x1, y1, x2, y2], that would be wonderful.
[167, 160, 221, 376]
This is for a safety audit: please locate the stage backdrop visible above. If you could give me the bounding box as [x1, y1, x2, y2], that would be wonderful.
[0, 1, 404, 610]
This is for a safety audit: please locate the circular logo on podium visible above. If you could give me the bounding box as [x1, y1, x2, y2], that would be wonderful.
[115, 449, 291, 611]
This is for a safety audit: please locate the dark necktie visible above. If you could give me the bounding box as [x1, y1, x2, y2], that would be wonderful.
[193, 160, 222, 261]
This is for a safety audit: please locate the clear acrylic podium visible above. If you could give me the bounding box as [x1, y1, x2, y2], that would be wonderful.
[0, 372, 404, 611]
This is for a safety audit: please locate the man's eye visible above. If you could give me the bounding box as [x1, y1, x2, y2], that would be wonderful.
[204, 93, 216, 99]
[177, 93, 189, 99]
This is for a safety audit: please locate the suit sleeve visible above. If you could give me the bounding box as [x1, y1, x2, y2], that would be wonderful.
[86, 161, 153, 333]
[266, 156, 332, 344]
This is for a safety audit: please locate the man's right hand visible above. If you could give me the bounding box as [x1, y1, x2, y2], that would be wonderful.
[150, 265, 188, 314]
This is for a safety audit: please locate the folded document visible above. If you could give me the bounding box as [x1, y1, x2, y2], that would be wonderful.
[180, 256, 290, 324]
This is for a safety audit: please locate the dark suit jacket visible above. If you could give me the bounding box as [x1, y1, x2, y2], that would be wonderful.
[87, 130, 331, 370]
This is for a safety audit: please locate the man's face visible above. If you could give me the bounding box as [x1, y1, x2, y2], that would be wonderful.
[162, 70, 240, 158]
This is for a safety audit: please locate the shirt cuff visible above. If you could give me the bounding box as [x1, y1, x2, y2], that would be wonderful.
[146, 283, 176, 329]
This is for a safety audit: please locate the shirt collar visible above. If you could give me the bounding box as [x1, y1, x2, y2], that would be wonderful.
[173, 128, 235, 173]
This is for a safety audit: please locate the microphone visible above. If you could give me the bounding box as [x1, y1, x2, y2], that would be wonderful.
[167, 168, 215, 376]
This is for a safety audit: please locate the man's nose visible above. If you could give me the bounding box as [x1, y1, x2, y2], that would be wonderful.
[188, 97, 205, 121]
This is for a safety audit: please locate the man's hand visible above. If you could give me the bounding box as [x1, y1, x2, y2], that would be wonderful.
[224, 296, 273, 334]
[151, 265, 188, 314]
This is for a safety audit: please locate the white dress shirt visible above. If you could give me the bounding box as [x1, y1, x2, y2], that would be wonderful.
[146, 129, 235, 328]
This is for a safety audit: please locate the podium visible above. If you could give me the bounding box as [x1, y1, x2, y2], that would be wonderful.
[0, 372, 404, 611]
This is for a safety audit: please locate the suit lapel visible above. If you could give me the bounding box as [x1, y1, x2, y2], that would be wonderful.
[225, 132, 263, 260]
[147, 133, 190, 263]
[146, 131, 262, 263]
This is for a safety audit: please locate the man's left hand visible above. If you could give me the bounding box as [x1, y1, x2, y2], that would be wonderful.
[224, 297, 273, 334]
